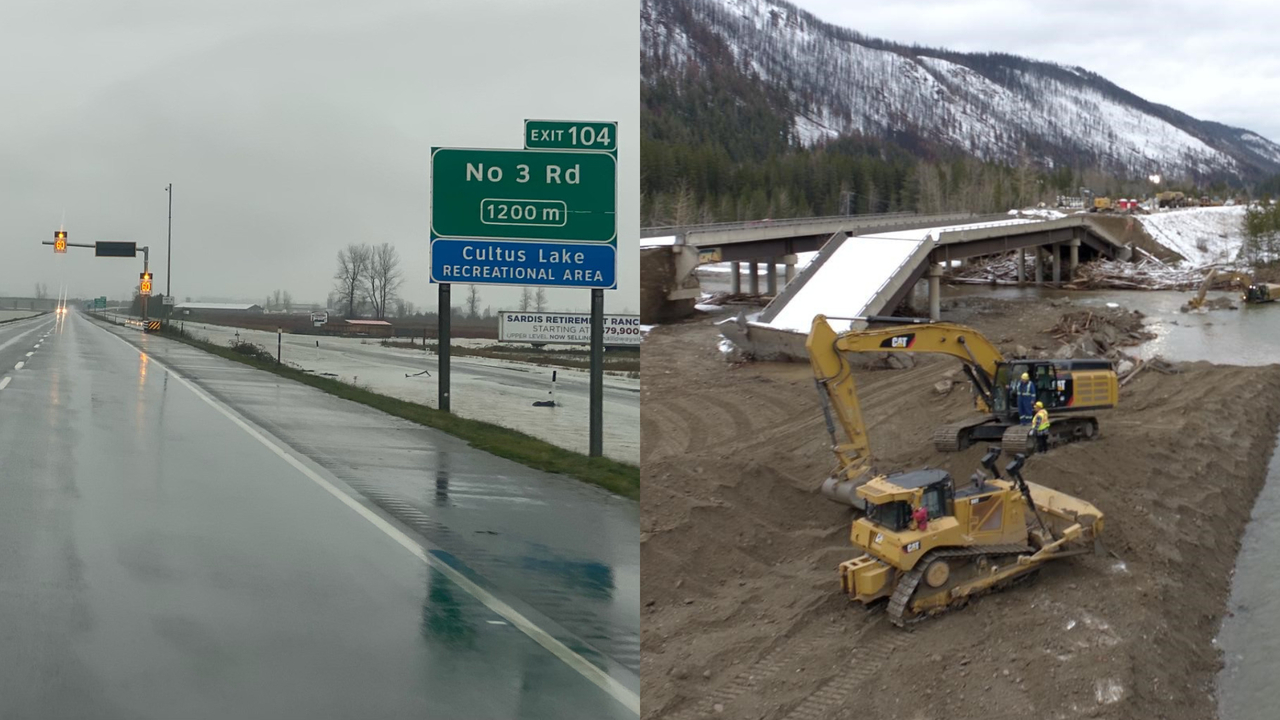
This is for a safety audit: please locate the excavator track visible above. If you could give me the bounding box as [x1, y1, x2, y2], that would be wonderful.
[1002, 417, 1100, 455]
[887, 545, 1033, 627]
[932, 416, 1000, 453]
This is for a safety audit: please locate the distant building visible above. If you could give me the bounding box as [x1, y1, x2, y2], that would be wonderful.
[174, 302, 264, 317]
[339, 319, 393, 337]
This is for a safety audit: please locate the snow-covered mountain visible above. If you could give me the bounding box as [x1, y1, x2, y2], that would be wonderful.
[643, 0, 1280, 183]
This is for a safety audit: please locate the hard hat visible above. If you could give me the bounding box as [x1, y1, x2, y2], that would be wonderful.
[1021, 372, 1030, 381]
[1035, 401, 1044, 409]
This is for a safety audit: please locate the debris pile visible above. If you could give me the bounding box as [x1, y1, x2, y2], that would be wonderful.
[950, 254, 1208, 290]
[1068, 259, 1206, 290]
[1045, 308, 1170, 384]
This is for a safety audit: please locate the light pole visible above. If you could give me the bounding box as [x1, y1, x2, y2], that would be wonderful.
[165, 184, 173, 296]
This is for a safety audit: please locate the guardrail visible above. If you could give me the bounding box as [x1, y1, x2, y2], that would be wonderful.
[640, 211, 922, 238]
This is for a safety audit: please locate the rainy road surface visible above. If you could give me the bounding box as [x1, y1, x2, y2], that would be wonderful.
[0, 310, 638, 719]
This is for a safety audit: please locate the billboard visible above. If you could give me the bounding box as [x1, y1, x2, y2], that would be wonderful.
[498, 311, 641, 346]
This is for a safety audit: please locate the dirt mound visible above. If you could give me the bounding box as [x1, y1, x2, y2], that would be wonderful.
[1181, 297, 1239, 313]
[642, 313, 1280, 720]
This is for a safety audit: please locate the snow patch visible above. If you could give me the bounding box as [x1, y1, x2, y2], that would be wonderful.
[1138, 206, 1248, 267]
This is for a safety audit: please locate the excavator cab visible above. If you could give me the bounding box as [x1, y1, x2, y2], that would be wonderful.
[993, 362, 1066, 416]
[1246, 283, 1279, 304]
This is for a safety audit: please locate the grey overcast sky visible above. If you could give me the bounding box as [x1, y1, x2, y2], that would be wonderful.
[794, 0, 1280, 144]
[0, 0, 639, 313]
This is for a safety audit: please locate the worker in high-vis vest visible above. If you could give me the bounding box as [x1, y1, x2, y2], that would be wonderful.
[1033, 401, 1051, 453]
[1014, 372, 1037, 425]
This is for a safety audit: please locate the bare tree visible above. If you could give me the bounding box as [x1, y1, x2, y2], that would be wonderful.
[535, 288, 547, 312]
[363, 243, 403, 320]
[519, 287, 533, 312]
[282, 291, 293, 311]
[34, 283, 47, 299]
[465, 285, 481, 318]
[334, 243, 372, 318]
[272, 289, 283, 309]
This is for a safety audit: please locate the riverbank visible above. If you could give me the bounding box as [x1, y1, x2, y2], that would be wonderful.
[641, 296, 1280, 720]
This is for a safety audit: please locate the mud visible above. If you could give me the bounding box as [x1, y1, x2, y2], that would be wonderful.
[641, 301, 1280, 720]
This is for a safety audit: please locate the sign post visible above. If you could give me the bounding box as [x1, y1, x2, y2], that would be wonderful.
[438, 284, 450, 412]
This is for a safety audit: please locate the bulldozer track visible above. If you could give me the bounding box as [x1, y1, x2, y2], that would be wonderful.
[778, 628, 912, 720]
[888, 545, 1032, 627]
[664, 639, 821, 720]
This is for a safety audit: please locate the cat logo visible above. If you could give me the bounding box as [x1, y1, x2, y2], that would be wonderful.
[874, 533, 884, 544]
[905, 541, 921, 553]
[880, 333, 915, 349]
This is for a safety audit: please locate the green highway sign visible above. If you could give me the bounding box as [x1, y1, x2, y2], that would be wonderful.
[430, 147, 616, 243]
[525, 120, 617, 154]
[94, 296, 106, 309]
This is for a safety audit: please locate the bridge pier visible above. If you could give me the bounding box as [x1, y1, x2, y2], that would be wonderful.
[766, 259, 778, 295]
[1034, 249, 1044, 285]
[783, 254, 798, 285]
[1069, 238, 1080, 277]
[731, 263, 741, 294]
[748, 261, 760, 295]
[1017, 249, 1026, 286]
[1052, 243, 1062, 284]
[928, 264, 943, 322]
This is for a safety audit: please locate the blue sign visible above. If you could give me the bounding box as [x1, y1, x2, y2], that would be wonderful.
[429, 238, 616, 289]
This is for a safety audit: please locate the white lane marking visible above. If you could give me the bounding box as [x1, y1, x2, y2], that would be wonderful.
[25, 352, 33, 357]
[0, 377, 9, 390]
[33, 344, 40, 349]
[13, 362, 23, 370]
[94, 321, 639, 715]
[0, 321, 49, 355]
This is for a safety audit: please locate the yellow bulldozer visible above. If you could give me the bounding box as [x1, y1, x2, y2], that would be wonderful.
[806, 315, 1117, 504]
[839, 450, 1104, 626]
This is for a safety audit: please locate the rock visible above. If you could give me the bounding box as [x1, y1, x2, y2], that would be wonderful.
[713, 703, 725, 713]
[1117, 359, 1135, 375]
[703, 670, 712, 679]
[886, 353, 916, 370]
[933, 380, 953, 395]
[1014, 345, 1031, 358]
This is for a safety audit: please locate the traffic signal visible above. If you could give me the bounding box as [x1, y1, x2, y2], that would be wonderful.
[140, 271, 153, 295]
[54, 231, 67, 253]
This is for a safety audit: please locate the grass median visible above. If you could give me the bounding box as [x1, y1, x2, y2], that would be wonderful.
[151, 322, 639, 500]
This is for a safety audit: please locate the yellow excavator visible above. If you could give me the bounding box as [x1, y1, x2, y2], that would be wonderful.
[1185, 269, 1280, 309]
[806, 314, 1117, 504]
[839, 449, 1104, 626]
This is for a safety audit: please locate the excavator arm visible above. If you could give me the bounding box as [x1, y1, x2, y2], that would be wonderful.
[806, 315, 1009, 496]
[1188, 269, 1254, 309]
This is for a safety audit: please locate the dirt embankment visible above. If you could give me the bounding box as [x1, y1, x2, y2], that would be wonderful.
[641, 302, 1280, 720]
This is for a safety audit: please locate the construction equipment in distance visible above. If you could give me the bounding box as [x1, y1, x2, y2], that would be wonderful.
[1186, 269, 1280, 309]
[806, 314, 1117, 504]
[838, 450, 1103, 626]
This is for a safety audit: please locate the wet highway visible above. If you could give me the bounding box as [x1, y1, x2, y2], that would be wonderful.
[0, 310, 638, 718]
